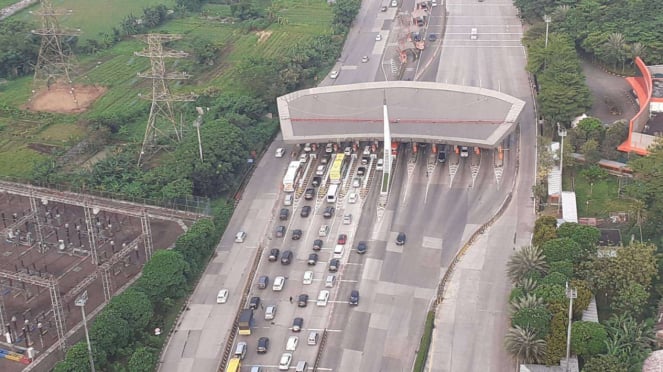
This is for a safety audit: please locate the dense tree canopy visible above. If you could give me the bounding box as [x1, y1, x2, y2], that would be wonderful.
[570, 321, 607, 358]
[0, 20, 40, 79]
[628, 141, 663, 235]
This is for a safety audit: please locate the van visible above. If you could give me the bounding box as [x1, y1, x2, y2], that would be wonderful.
[319, 225, 330, 237]
[470, 28, 478, 40]
[284, 194, 293, 206]
[348, 192, 357, 204]
[317, 290, 330, 306]
[234, 342, 247, 360]
[235, 231, 247, 243]
[333, 244, 344, 258]
[325, 275, 336, 288]
[307, 331, 319, 345]
[295, 361, 308, 372]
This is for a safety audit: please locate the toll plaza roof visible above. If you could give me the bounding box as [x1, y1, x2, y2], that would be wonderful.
[277, 81, 526, 147]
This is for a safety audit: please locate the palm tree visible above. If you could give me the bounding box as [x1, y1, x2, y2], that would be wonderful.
[516, 277, 539, 293]
[630, 42, 646, 63]
[553, 5, 570, 21]
[510, 293, 544, 313]
[507, 245, 549, 284]
[605, 33, 626, 71]
[504, 325, 547, 365]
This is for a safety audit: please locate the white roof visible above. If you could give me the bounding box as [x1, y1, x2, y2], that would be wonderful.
[548, 166, 561, 196]
[561, 191, 578, 223]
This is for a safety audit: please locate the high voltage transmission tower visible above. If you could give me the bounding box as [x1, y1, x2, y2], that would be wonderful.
[30, 0, 80, 89]
[134, 34, 197, 165]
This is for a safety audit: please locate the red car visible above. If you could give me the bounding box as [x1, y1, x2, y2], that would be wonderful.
[337, 234, 347, 245]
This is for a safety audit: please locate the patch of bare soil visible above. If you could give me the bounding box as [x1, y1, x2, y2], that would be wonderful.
[25, 84, 107, 114]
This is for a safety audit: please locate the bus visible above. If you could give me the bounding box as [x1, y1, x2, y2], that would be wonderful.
[283, 161, 302, 192]
[329, 154, 348, 184]
[225, 358, 241, 372]
[326, 184, 339, 203]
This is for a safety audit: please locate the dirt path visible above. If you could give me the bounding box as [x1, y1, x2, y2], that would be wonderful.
[581, 58, 638, 124]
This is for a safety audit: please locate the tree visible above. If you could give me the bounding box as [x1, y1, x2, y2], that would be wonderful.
[332, 0, 361, 28]
[53, 342, 93, 372]
[135, 250, 190, 308]
[191, 37, 219, 65]
[533, 284, 567, 308]
[512, 306, 553, 338]
[582, 354, 628, 372]
[127, 347, 158, 372]
[504, 325, 547, 364]
[570, 279, 593, 318]
[549, 260, 573, 279]
[533, 215, 558, 247]
[587, 242, 658, 298]
[507, 245, 549, 283]
[570, 321, 607, 357]
[510, 293, 544, 312]
[177, 0, 203, 12]
[601, 120, 628, 160]
[89, 309, 129, 367]
[541, 272, 568, 286]
[604, 32, 627, 71]
[573, 117, 605, 150]
[556, 223, 600, 259]
[0, 20, 40, 79]
[581, 139, 601, 164]
[628, 140, 663, 234]
[544, 310, 567, 365]
[612, 282, 649, 317]
[541, 238, 582, 264]
[105, 288, 153, 339]
[604, 314, 656, 369]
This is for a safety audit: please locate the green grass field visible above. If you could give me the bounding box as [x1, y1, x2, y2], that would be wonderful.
[0, 0, 18, 9]
[563, 170, 635, 218]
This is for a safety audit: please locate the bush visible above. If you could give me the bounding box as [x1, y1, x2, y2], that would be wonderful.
[570, 321, 607, 357]
[549, 260, 573, 279]
[413, 311, 435, 372]
[512, 306, 552, 338]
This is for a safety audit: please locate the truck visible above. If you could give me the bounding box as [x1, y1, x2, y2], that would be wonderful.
[238, 309, 254, 335]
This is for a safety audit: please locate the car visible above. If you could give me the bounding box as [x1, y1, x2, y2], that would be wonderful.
[286, 336, 299, 351]
[333, 244, 344, 258]
[273, 276, 285, 291]
[380, 5, 388, 12]
[325, 275, 336, 288]
[303, 271, 313, 285]
[343, 146, 352, 156]
[376, 34, 382, 41]
[348, 192, 357, 204]
[343, 214, 352, 225]
[311, 176, 322, 187]
[329, 259, 340, 272]
[279, 208, 289, 221]
[390, 0, 398, 6]
[470, 28, 478, 40]
[303, 143, 312, 152]
[356, 241, 367, 254]
[363, 145, 371, 155]
[318, 225, 329, 237]
[275, 148, 285, 158]
[361, 156, 370, 165]
[299, 153, 308, 163]
[257, 337, 269, 354]
[265, 305, 277, 320]
[396, 232, 406, 246]
[217, 289, 229, 304]
[307, 331, 319, 345]
[361, 56, 369, 63]
[320, 154, 331, 164]
[352, 177, 361, 188]
[291, 229, 303, 240]
[323, 206, 335, 219]
[429, 33, 437, 41]
[281, 250, 293, 265]
[325, 143, 334, 153]
[235, 231, 247, 243]
[437, 151, 446, 163]
[357, 166, 366, 176]
[317, 290, 330, 306]
[349, 290, 360, 306]
[313, 239, 323, 251]
[284, 194, 293, 206]
[235, 341, 248, 359]
[300, 205, 311, 218]
[316, 165, 326, 176]
[337, 234, 347, 245]
[304, 188, 315, 200]
[307, 253, 318, 266]
[279, 353, 293, 370]
[268, 248, 280, 262]
[376, 158, 384, 170]
[292, 317, 304, 332]
[329, 70, 339, 79]
[257, 275, 269, 289]
[298, 294, 309, 307]
[275, 225, 286, 238]
[460, 146, 470, 158]
[249, 296, 260, 310]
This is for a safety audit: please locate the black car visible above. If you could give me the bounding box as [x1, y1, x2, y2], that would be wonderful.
[313, 239, 323, 251]
[349, 290, 359, 306]
[307, 253, 318, 265]
[329, 259, 340, 272]
[281, 250, 293, 265]
[291, 229, 303, 240]
[292, 317, 304, 332]
[356, 241, 367, 254]
[361, 156, 370, 165]
[249, 296, 260, 310]
[304, 188, 315, 200]
[323, 206, 335, 219]
[437, 151, 446, 163]
[279, 208, 289, 221]
[275, 225, 286, 238]
[428, 33, 437, 42]
[298, 294, 309, 307]
[312, 176, 322, 187]
[268, 248, 280, 262]
[300, 205, 312, 218]
[357, 167, 366, 176]
[396, 232, 406, 246]
[257, 337, 269, 354]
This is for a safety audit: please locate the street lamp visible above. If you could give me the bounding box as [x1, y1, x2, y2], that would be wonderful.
[565, 282, 577, 372]
[557, 123, 567, 214]
[75, 291, 96, 372]
[544, 15, 552, 49]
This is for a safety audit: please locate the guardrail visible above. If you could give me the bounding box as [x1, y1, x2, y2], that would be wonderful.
[312, 328, 329, 372]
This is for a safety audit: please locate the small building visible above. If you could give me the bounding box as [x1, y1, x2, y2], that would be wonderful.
[561, 191, 578, 224]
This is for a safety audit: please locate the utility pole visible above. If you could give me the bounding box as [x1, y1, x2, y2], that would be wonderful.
[75, 291, 95, 372]
[544, 15, 551, 49]
[557, 122, 567, 215]
[565, 282, 577, 372]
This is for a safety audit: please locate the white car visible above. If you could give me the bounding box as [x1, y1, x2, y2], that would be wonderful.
[348, 192, 357, 204]
[303, 271, 313, 285]
[344, 146, 352, 155]
[343, 214, 352, 225]
[361, 56, 369, 63]
[286, 336, 299, 351]
[273, 276, 285, 291]
[275, 147, 285, 157]
[234, 231, 247, 243]
[279, 353, 293, 370]
[325, 143, 334, 153]
[376, 34, 382, 41]
[460, 146, 470, 158]
[330, 70, 339, 79]
[363, 145, 371, 155]
[352, 177, 361, 188]
[376, 158, 384, 170]
[303, 143, 312, 152]
[316, 165, 326, 176]
[216, 289, 229, 304]
[299, 153, 308, 163]
[316, 290, 330, 306]
[265, 305, 277, 320]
